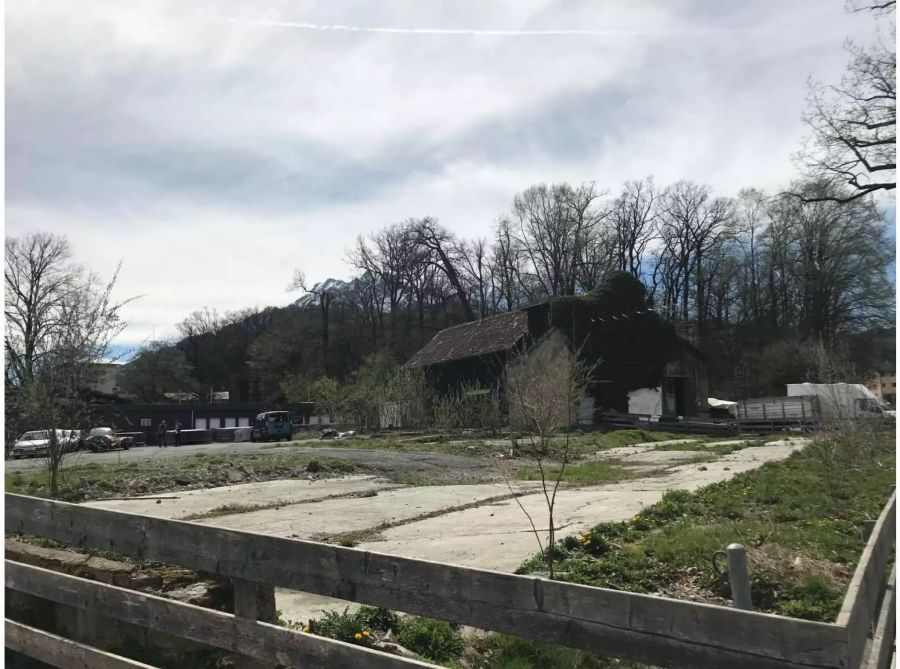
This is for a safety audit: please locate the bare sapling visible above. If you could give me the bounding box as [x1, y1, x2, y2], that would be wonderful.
[503, 331, 595, 578]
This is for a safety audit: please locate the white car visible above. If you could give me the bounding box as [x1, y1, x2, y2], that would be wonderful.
[11, 429, 81, 459]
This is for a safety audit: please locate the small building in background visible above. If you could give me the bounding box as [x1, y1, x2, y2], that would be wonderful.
[866, 371, 896, 406]
[86, 362, 133, 399]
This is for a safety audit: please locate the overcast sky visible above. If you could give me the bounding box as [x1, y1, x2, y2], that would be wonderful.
[5, 0, 883, 349]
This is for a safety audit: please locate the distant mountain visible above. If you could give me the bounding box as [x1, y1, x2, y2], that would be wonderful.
[293, 278, 351, 307]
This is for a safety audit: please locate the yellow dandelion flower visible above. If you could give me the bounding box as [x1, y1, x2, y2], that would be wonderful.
[303, 626, 310, 633]
[354, 633, 363, 641]
[363, 630, 371, 637]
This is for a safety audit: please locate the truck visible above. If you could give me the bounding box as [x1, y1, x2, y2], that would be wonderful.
[736, 382, 894, 428]
[736, 395, 820, 426]
[786, 383, 895, 420]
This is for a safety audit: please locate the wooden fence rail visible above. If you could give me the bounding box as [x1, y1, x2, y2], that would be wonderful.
[5, 619, 156, 669]
[838, 491, 896, 669]
[5, 491, 895, 669]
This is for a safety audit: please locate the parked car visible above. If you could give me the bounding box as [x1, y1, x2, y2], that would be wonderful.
[11, 429, 81, 459]
[251, 411, 293, 442]
[84, 427, 133, 452]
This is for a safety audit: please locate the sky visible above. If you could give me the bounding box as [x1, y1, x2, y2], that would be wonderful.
[5, 0, 889, 351]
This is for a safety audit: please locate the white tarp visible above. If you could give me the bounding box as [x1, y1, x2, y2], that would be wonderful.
[578, 395, 595, 425]
[707, 397, 738, 416]
[707, 397, 738, 408]
[628, 387, 662, 416]
[786, 383, 882, 418]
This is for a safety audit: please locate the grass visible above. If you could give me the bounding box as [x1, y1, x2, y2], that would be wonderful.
[180, 502, 285, 521]
[270, 428, 708, 461]
[267, 432, 497, 457]
[567, 429, 696, 455]
[467, 634, 642, 668]
[516, 429, 895, 622]
[5, 452, 361, 502]
[513, 460, 634, 485]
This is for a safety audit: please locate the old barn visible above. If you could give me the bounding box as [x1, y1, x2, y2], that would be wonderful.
[406, 275, 708, 422]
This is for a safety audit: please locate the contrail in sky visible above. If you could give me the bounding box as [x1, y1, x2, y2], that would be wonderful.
[220, 18, 758, 37]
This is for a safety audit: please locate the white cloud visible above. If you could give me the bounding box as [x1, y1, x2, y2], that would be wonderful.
[5, 0, 881, 343]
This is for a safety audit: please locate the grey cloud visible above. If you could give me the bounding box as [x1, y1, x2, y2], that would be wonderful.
[6, 0, 880, 344]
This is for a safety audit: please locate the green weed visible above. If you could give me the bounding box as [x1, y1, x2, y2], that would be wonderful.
[517, 431, 894, 622]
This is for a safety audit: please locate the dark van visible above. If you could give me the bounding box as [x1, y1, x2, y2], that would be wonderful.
[251, 411, 293, 442]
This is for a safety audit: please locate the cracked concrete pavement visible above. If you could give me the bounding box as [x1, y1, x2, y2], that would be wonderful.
[84, 437, 808, 622]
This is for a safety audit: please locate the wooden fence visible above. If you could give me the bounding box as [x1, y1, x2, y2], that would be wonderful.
[5, 491, 895, 669]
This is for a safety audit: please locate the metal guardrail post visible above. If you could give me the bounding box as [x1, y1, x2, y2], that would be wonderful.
[862, 519, 877, 541]
[726, 543, 753, 611]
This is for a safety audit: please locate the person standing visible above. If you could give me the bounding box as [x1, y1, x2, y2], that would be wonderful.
[174, 420, 182, 447]
[157, 420, 167, 448]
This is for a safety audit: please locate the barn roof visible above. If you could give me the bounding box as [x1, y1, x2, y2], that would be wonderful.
[405, 311, 529, 368]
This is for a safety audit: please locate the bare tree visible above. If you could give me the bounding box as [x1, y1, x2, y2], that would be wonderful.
[5, 234, 76, 386]
[489, 217, 527, 310]
[288, 270, 337, 369]
[658, 181, 733, 327]
[177, 306, 225, 339]
[406, 217, 476, 321]
[511, 182, 610, 297]
[458, 237, 489, 319]
[795, 2, 895, 202]
[609, 177, 659, 276]
[768, 181, 894, 340]
[733, 188, 770, 323]
[848, 1, 896, 13]
[6, 232, 131, 496]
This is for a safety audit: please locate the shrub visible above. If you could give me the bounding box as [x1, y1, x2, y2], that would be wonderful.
[305, 607, 375, 646]
[305, 460, 322, 473]
[561, 535, 581, 551]
[578, 529, 611, 557]
[357, 606, 400, 632]
[396, 617, 465, 663]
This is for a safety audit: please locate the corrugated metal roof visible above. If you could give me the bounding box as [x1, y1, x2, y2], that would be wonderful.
[405, 311, 529, 368]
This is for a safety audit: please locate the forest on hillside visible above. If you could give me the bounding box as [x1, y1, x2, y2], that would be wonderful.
[118, 177, 896, 406]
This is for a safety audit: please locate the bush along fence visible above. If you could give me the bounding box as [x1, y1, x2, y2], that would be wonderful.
[4, 491, 895, 669]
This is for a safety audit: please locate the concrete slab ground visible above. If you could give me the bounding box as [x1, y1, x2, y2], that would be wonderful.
[84, 476, 395, 520]
[80, 437, 808, 624]
[617, 449, 702, 465]
[359, 441, 807, 568]
[285, 440, 807, 622]
[193, 482, 543, 542]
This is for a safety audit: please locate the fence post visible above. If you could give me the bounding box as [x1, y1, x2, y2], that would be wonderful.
[726, 543, 753, 611]
[234, 578, 276, 669]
